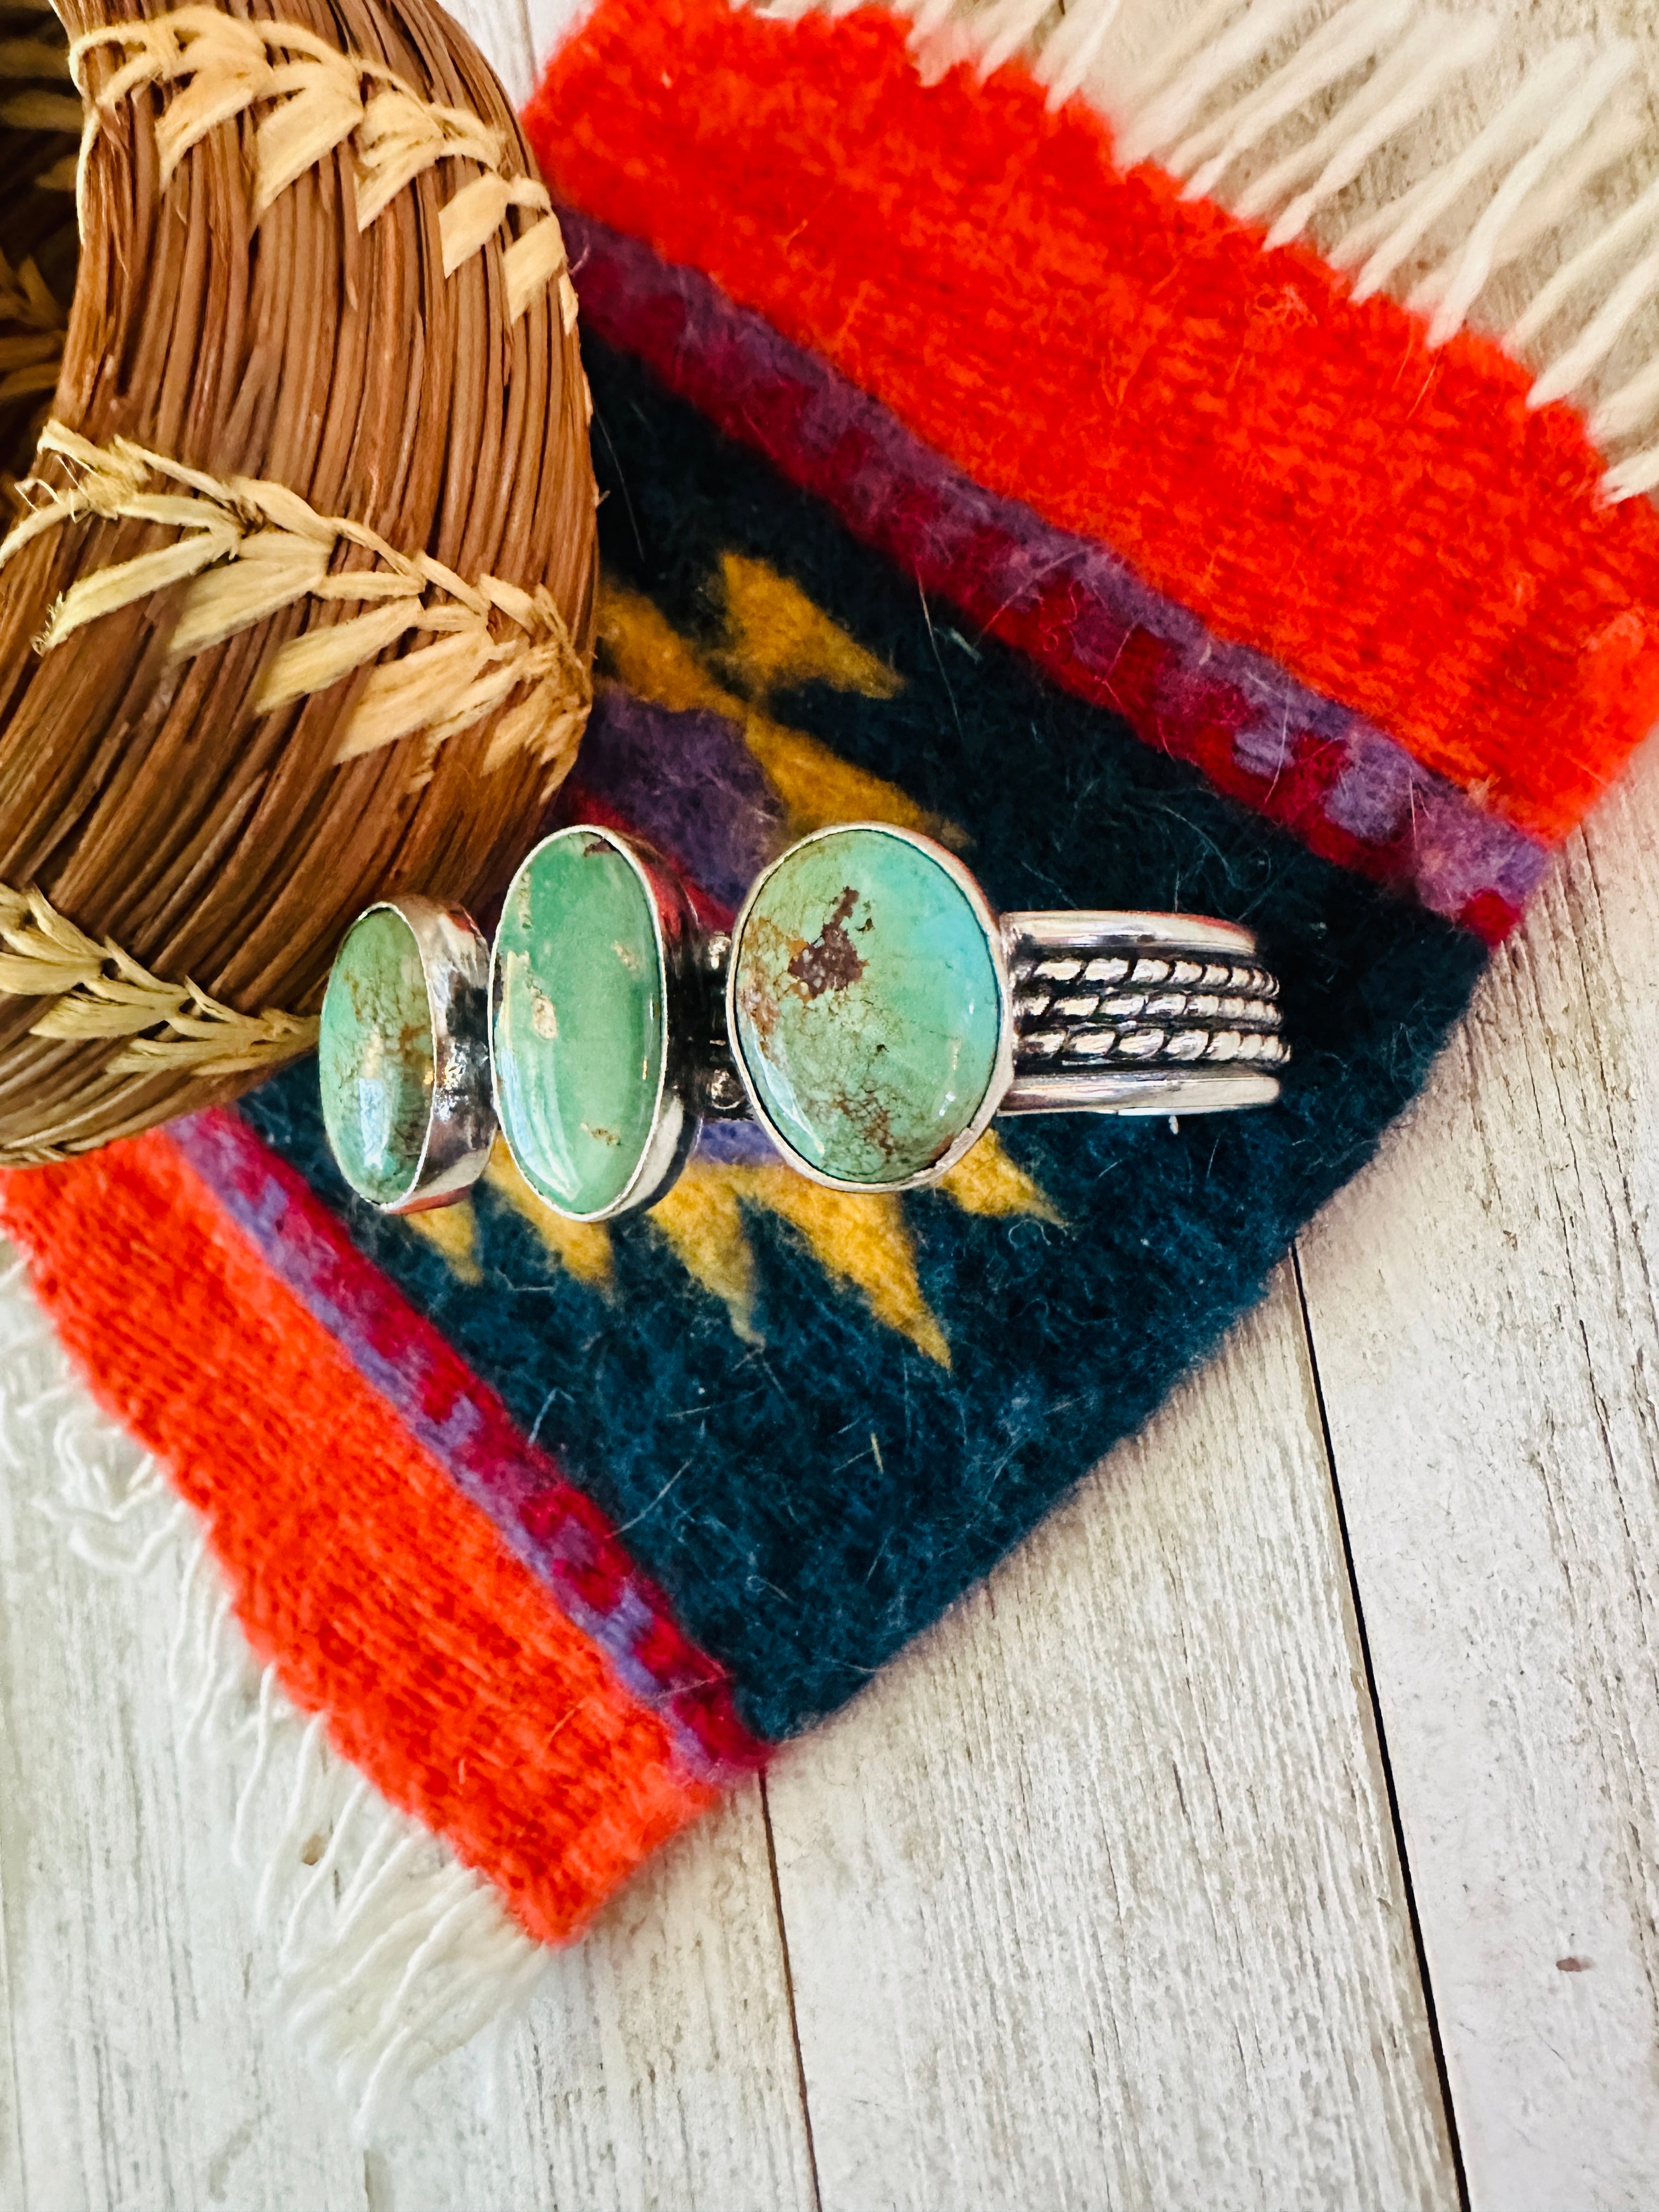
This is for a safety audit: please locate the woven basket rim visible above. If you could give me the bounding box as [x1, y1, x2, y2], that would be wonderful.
[0, 0, 597, 1164]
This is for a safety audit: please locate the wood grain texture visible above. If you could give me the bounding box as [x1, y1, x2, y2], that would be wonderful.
[0, 1329, 366, 2212]
[0, 1294, 817, 2212]
[0, 1578, 28, 2212]
[444, 0, 537, 105]
[1299, 743, 1659, 2210]
[368, 1787, 817, 2212]
[766, 1268, 1457, 2212]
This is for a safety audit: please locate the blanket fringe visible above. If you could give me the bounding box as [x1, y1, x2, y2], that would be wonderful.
[0, 1250, 550, 2137]
[750, 0, 1659, 499]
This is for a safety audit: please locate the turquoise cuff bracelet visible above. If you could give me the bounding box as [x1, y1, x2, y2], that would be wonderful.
[319, 822, 1288, 1222]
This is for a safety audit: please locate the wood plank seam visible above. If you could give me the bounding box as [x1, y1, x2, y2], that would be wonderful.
[1291, 1240, 1471, 2212]
[763, 1263, 1460, 2210]
[761, 1775, 827, 2212]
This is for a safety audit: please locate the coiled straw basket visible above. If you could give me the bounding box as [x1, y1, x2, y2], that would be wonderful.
[0, 0, 596, 1163]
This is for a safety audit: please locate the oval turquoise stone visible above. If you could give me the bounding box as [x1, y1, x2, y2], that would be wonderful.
[732, 826, 1003, 1186]
[318, 905, 435, 1206]
[492, 827, 666, 1218]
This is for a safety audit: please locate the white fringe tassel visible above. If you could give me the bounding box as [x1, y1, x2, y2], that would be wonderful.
[0, 1250, 550, 2137]
[753, 0, 1659, 502]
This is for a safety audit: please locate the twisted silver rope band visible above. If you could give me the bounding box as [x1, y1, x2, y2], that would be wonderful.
[1000, 912, 1286, 1116]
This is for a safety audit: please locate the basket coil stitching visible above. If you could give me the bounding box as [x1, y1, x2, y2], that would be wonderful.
[69, 6, 581, 327]
[0, 416, 595, 1080]
[0, 4, 595, 1108]
[2, 421, 594, 776]
[0, 884, 319, 1079]
[1, 12, 75, 475]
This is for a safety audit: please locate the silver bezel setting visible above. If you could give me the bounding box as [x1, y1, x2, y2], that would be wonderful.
[324, 895, 495, 1218]
[488, 823, 703, 1226]
[725, 820, 1016, 1195]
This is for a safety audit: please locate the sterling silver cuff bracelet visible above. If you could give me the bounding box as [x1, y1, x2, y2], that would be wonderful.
[318, 822, 1286, 1222]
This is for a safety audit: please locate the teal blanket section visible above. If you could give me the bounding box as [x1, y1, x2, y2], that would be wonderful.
[239, 332, 1486, 1743]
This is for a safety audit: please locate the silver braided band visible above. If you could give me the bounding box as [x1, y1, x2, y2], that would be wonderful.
[1000, 912, 1286, 1117]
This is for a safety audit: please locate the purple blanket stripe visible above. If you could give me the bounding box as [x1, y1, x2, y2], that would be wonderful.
[578, 688, 786, 912]
[565, 207, 1549, 931]
[560, 690, 785, 1161]
[166, 1107, 769, 1776]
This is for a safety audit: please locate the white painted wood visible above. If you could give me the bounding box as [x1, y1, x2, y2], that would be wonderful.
[521, 0, 598, 76]
[0, 1280, 817, 2212]
[438, 0, 537, 110]
[0, 1593, 29, 2212]
[369, 1786, 819, 2212]
[1297, 741, 1659, 2211]
[0, 1311, 369, 2212]
[766, 1267, 1457, 2212]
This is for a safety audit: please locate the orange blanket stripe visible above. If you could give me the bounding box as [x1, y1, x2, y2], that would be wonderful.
[0, 1137, 714, 1947]
[532, 0, 1659, 847]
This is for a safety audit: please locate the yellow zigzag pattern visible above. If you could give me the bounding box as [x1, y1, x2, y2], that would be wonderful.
[403, 557, 1058, 1363]
[407, 1130, 1056, 1368]
[597, 554, 967, 849]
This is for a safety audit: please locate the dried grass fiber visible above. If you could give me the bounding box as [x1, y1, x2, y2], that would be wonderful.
[0, 0, 596, 1163]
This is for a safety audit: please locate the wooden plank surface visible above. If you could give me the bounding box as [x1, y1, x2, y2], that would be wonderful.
[370, 1786, 817, 2212]
[0, 1297, 367, 2212]
[766, 1269, 1457, 2212]
[0, 1471, 30, 2212]
[1298, 743, 1659, 2210]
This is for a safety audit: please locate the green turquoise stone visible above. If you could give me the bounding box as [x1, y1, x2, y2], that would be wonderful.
[492, 827, 665, 1218]
[318, 905, 435, 1206]
[732, 826, 1002, 1186]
